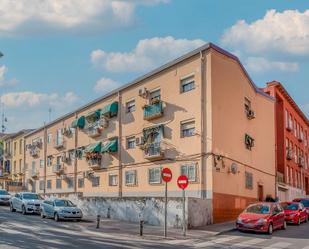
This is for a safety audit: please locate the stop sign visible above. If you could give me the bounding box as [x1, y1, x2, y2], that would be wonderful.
[161, 168, 172, 182]
[177, 175, 189, 189]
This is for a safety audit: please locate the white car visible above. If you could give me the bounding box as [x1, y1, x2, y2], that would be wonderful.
[0, 189, 11, 205]
[10, 192, 44, 215]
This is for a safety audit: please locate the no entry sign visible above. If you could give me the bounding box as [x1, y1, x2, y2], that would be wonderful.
[161, 168, 172, 182]
[177, 175, 189, 189]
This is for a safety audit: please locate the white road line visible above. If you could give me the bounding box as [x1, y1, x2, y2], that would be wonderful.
[231, 238, 267, 248]
[263, 242, 292, 249]
[195, 236, 242, 248]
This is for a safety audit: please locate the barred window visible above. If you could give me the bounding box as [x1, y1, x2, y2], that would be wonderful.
[92, 176, 100, 187]
[125, 171, 137, 185]
[181, 164, 197, 182]
[109, 174, 118, 186]
[148, 168, 161, 184]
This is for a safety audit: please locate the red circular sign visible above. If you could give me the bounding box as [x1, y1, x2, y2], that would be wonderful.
[177, 175, 189, 189]
[161, 168, 172, 182]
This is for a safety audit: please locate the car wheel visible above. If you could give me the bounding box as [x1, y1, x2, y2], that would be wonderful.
[268, 223, 273, 235]
[282, 220, 287, 230]
[54, 213, 60, 222]
[22, 205, 27, 215]
[40, 210, 45, 219]
[10, 203, 16, 212]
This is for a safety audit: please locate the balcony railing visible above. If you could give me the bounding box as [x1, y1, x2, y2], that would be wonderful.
[87, 123, 102, 138]
[53, 164, 64, 174]
[54, 139, 66, 149]
[88, 159, 102, 170]
[144, 142, 164, 160]
[143, 101, 163, 120]
[30, 148, 39, 157]
[31, 170, 39, 179]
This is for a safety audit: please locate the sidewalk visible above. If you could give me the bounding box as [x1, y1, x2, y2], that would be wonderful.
[80, 216, 236, 241]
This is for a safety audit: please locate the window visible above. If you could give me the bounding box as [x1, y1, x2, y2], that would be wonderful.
[181, 164, 197, 182]
[56, 129, 63, 145]
[19, 159, 22, 173]
[181, 76, 195, 93]
[47, 156, 53, 166]
[109, 174, 118, 186]
[125, 170, 137, 185]
[78, 178, 84, 188]
[244, 98, 251, 112]
[181, 120, 195, 137]
[56, 156, 62, 165]
[14, 142, 17, 156]
[19, 139, 23, 155]
[148, 168, 162, 184]
[126, 100, 136, 113]
[126, 137, 136, 149]
[149, 89, 161, 103]
[56, 179, 62, 189]
[285, 109, 289, 128]
[47, 133, 52, 144]
[13, 161, 16, 174]
[47, 180, 52, 189]
[39, 180, 45, 191]
[294, 119, 297, 137]
[92, 176, 100, 187]
[40, 159, 44, 168]
[245, 134, 255, 150]
[245, 172, 253, 189]
[67, 177, 74, 189]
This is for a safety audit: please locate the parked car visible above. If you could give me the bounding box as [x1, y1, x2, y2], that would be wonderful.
[10, 192, 43, 215]
[40, 198, 83, 222]
[281, 201, 308, 225]
[236, 202, 286, 234]
[0, 189, 11, 205]
[293, 198, 309, 215]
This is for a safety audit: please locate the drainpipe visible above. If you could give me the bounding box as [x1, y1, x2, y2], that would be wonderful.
[74, 112, 78, 196]
[118, 92, 123, 198]
[200, 51, 206, 199]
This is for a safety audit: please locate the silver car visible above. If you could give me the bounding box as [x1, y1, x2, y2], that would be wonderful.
[10, 192, 43, 214]
[0, 189, 11, 205]
[40, 199, 83, 222]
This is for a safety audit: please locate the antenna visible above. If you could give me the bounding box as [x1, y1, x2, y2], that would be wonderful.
[48, 107, 52, 122]
[1, 102, 7, 133]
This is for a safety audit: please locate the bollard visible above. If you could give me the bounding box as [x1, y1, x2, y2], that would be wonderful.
[107, 207, 111, 219]
[96, 215, 101, 229]
[139, 219, 144, 236]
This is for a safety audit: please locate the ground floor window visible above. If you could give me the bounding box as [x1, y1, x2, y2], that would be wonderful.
[78, 178, 84, 188]
[245, 172, 253, 189]
[56, 179, 62, 189]
[67, 177, 74, 189]
[47, 180, 52, 189]
[180, 164, 197, 182]
[92, 176, 100, 187]
[148, 168, 161, 184]
[125, 170, 137, 186]
[39, 180, 44, 191]
[109, 174, 118, 186]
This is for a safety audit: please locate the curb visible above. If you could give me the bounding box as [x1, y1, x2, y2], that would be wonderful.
[216, 227, 237, 235]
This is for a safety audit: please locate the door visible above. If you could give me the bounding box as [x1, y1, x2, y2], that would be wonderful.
[258, 185, 264, 201]
[271, 205, 280, 229]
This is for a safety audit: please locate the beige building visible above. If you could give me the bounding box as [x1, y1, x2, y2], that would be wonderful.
[24, 43, 275, 226]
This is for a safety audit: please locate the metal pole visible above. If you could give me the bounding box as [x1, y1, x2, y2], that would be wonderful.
[182, 189, 186, 237]
[96, 215, 101, 229]
[164, 181, 167, 237]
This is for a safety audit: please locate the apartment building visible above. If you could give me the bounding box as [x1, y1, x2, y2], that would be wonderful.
[264, 82, 309, 201]
[24, 43, 276, 226]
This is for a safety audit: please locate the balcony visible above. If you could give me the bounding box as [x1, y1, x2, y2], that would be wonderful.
[298, 157, 305, 167]
[88, 158, 102, 170]
[31, 170, 39, 179]
[30, 148, 39, 157]
[53, 164, 64, 175]
[143, 101, 163, 120]
[286, 149, 293, 160]
[143, 142, 164, 160]
[53, 140, 66, 149]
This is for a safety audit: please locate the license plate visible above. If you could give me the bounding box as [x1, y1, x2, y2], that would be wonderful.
[244, 223, 255, 228]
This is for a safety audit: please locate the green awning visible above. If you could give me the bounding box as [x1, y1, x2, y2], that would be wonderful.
[101, 138, 118, 153]
[100, 101, 118, 118]
[84, 142, 102, 153]
[71, 116, 86, 129]
[85, 109, 101, 121]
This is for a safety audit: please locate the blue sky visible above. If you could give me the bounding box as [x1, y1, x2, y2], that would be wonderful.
[0, 0, 308, 132]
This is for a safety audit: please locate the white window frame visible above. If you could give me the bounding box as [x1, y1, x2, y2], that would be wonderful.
[180, 163, 197, 182]
[148, 168, 162, 184]
[125, 170, 137, 186]
[126, 100, 136, 113]
[47, 133, 53, 144]
[181, 120, 195, 137]
[109, 174, 118, 186]
[40, 159, 44, 168]
[126, 136, 136, 149]
[180, 75, 195, 93]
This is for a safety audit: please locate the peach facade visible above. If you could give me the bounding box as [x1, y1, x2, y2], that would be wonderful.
[23, 43, 276, 225]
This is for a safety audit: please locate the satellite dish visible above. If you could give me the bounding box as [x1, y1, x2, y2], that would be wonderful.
[230, 163, 238, 174]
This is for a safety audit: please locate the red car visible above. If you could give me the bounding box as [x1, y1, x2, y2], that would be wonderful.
[281, 201, 308, 225]
[293, 198, 309, 216]
[236, 202, 286, 234]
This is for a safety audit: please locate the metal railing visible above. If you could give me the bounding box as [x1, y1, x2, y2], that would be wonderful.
[143, 101, 163, 120]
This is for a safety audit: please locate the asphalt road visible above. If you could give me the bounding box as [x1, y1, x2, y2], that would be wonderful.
[0, 206, 309, 249]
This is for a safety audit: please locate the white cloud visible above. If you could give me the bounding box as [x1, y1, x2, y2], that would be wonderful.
[94, 77, 120, 93]
[0, 91, 79, 108]
[221, 9, 309, 56]
[91, 36, 206, 73]
[245, 57, 299, 73]
[0, 65, 18, 87]
[0, 0, 168, 36]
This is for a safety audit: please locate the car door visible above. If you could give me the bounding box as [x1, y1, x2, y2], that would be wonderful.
[271, 205, 281, 229]
[45, 201, 54, 217]
[299, 203, 306, 221]
[14, 194, 22, 211]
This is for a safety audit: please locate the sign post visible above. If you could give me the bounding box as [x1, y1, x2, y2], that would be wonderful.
[161, 168, 172, 238]
[177, 175, 189, 237]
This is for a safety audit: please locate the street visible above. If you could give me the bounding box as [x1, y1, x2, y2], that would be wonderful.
[1, 206, 309, 249]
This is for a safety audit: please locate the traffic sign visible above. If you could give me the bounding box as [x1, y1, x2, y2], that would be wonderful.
[161, 168, 172, 182]
[177, 175, 189, 189]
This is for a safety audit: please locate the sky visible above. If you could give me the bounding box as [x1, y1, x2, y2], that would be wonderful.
[0, 0, 308, 132]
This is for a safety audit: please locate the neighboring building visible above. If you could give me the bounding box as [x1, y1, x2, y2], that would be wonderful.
[264, 82, 309, 201]
[24, 43, 276, 226]
[1, 133, 16, 190]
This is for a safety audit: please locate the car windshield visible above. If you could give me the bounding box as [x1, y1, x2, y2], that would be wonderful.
[281, 203, 298, 211]
[23, 193, 40, 200]
[245, 204, 270, 214]
[54, 200, 75, 207]
[0, 190, 9, 195]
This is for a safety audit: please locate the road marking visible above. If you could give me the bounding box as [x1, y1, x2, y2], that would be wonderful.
[165, 239, 194, 245]
[231, 238, 267, 248]
[263, 242, 292, 249]
[195, 236, 241, 248]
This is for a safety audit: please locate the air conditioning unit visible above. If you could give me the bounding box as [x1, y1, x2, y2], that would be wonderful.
[135, 137, 145, 146]
[138, 88, 148, 98]
[246, 109, 255, 119]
